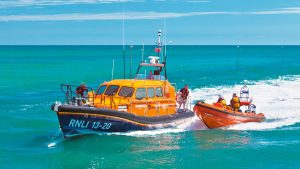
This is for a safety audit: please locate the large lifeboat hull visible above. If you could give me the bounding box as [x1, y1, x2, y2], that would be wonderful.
[51, 104, 194, 137]
[193, 102, 265, 129]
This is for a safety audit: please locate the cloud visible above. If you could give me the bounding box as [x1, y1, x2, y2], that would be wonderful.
[248, 7, 300, 15]
[0, 7, 300, 22]
[0, 0, 138, 8]
[0, 11, 231, 22]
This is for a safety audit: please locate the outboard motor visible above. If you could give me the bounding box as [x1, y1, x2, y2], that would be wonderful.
[249, 104, 256, 113]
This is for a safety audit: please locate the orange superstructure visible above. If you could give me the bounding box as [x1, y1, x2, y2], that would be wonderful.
[92, 78, 176, 117]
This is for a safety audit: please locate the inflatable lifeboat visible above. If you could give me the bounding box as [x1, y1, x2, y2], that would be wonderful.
[193, 102, 265, 129]
[194, 83, 265, 129]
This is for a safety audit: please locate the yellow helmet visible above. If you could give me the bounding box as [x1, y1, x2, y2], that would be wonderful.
[233, 97, 239, 102]
[220, 100, 226, 107]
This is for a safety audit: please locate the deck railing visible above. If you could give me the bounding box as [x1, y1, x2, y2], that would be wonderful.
[135, 74, 166, 80]
[60, 84, 95, 106]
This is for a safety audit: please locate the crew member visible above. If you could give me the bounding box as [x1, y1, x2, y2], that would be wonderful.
[217, 95, 227, 108]
[76, 82, 88, 97]
[179, 85, 189, 111]
[230, 93, 241, 111]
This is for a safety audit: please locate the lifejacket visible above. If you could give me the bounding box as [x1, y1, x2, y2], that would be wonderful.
[230, 96, 240, 110]
[213, 102, 223, 108]
[217, 98, 227, 108]
[76, 87, 82, 94]
[76, 85, 88, 96]
[180, 88, 189, 100]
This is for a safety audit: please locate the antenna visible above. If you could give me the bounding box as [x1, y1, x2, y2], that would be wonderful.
[236, 45, 240, 70]
[130, 45, 134, 79]
[163, 22, 168, 80]
[112, 58, 115, 80]
[142, 42, 144, 63]
[122, 9, 126, 79]
[164, 18, 167, 62]
[157, 29, 162, 60]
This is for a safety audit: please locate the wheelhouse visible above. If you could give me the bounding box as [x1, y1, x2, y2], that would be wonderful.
[95, 81, 169, 100]
[135, 56, 167, 81]
[93, 79, 176, 117]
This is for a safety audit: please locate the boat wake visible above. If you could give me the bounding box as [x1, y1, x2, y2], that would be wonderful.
[113, 128, 185, 137]
[190, 75, 300, 131]
[103, 116, 206, 137]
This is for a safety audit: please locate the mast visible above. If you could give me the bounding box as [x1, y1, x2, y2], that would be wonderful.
[122, 10, 126, 79]
[236, 45, 240, 70]
[164, 18, 167, 63]
[130, 45, 133, 79]
[135, 30, 168, 79]
[157, 29, 162, 60]
[163, 19, 167, 80]
[142, 42, 144, 63]
[112, 59, 114, 80]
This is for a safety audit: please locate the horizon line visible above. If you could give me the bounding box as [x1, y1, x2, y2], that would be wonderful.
[0, 44, 299, 46]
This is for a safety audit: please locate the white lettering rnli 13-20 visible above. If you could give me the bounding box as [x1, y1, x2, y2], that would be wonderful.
[68, 119, 112, 130]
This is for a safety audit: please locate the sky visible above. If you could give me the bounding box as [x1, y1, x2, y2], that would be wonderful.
[0, 0, 300, 45]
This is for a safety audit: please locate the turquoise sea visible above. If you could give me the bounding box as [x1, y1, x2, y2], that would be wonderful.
[1, 45, 300, 169]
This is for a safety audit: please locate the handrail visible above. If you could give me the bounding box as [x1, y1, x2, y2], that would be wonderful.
[186, 96, 192, 110]
[135, 74, 166, 80]
[60, 84, 95, 106]
[109, 95, 116, 110]
[176, 95, 192, 111]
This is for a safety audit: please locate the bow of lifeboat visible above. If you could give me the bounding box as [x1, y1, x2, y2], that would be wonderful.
[52, 102, 194, 137]
[193, 102, 265, 129]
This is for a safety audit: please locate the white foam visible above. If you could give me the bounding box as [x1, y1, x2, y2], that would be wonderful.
[19, 103, 40, 111]
[177, 116, 208, 131]
[190, 75, 300, 131]
[118, 128, 185, 137]
[106, 116, 207, 137]
[47, 142, 56, 148]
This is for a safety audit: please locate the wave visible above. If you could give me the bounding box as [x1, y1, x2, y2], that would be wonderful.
[19, 104, 41, 111]
[112, 116, 208, 137]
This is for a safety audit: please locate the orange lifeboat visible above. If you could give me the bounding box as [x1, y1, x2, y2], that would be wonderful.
[193, 102, 265, 129]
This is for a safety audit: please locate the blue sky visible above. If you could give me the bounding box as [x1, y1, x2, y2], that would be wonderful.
[0, 0, 300, 45]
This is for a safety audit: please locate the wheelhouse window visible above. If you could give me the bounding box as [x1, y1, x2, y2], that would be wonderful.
[156, 87, 163, 97]
[104, 85, 119, 96]
[147, 88, 155, 98]
[118, 86, 134, 97]
[136, 88, 146, 100]
[97, 85, 107, 95]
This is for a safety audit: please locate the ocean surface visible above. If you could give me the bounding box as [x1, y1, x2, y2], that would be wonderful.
[1, 45, 300, 169]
